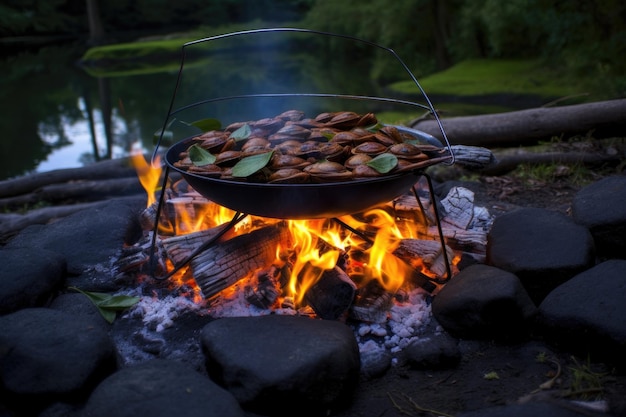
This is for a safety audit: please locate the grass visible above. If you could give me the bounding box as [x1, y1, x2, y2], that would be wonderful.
[391, 59, 591, 99]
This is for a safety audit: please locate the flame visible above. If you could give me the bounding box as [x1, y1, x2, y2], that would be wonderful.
[131, 151, 162, 208]
[131, 149, 455, 310]
[286, 220, 341, 305]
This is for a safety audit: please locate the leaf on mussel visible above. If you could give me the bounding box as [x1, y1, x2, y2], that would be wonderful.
[366, 122, 385, 132]
[189, 118, 222, 132]
[232, 150, 274, 177]
[366, 153, 398, 173]
[188, 144, 216, 166]
[69, 286, 140, 324]
[230, 123, 251, 141]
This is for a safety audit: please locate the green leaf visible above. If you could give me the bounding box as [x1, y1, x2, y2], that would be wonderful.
[229, 123, 251, 141]
[69, 287, 141, 324]
[232, 151, 274, 178]
[366, 153, 398, 173]
[366, 122, 385, 132]
[153, 118, 176, 145]
[321, 131, 335, 140]
[99, 309, 117, 323]
[188, 144, 216, 166]
[98, 295, 143, 309]
[189, 118, 221, 132]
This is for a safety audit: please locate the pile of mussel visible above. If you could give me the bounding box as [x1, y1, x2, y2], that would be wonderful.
[173, 110, 449, 183]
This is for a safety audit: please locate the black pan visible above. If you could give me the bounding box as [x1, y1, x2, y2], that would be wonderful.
[165, 126, 446, 219]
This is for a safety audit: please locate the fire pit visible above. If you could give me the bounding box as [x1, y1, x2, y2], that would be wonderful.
[117, 28, 493, 342]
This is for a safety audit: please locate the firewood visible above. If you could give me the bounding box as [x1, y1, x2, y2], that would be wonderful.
[303, 265, 357, 320]
[191, 223, 291, 299]
[161, 224, 233, 266]
[393, 239, 455, 278]
[349, 280, 393, 323]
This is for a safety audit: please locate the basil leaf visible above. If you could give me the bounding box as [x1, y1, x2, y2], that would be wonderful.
[189, 118, 221, 132]
[232, 151, 274, 177]
[188, 144, 216, 166]
[366, 153, 398, 173]
[69, 287, 140, 324]
[229, 123, 251, 141]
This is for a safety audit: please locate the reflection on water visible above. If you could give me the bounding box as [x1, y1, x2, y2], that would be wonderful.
[0, 31, 435, 180]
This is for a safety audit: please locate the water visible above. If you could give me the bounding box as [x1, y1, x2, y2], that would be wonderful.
[0, 31, 493, 181]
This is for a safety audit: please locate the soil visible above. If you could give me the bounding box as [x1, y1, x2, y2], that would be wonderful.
[333, 169, 626, 417]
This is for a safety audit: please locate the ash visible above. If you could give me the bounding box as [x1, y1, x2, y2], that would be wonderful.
[121, 280, 436, 364]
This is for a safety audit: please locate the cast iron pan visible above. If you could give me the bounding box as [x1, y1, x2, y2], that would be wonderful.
[165, 126, 446, 219]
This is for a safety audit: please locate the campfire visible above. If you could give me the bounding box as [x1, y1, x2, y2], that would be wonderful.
[117, 111, 493, 330]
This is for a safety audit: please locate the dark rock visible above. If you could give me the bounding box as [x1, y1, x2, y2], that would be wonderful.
[0, 247, 66, 314]
[0, 308, 116, 415]
[486, 207, 595, 304]
[81, 359, 244, 417]
[4, 197, 144, 283]
[200, 315, 360, 416]
[49, 292, 111, 332]
[403, 332, 461, 369]
[538, 259, 626, 369]
[457, 400, 608, 417]
[571, 175, 626, 259]
[432, 264, 537, 340]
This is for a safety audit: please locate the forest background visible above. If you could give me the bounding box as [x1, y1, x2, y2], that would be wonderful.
[2, 0, 625, 97]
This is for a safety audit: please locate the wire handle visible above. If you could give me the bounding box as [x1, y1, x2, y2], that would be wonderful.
[151, 27, 454, 166]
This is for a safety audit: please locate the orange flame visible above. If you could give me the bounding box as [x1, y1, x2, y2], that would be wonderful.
[131, 151, 162, 208]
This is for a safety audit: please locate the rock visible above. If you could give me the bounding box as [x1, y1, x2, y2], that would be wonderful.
[0, 247, 66, 314]
[432, 264, 537, 340]
[0, 308, 116, 415]
[538, 259, 626, 369]
[200, 315, 360, 416]
[486, 207, 595, 304]
[571, 175, 626, 259]
[403, 332, 461, 369]
[4, 197, 144, 287]
[81, 359, 244, 417]
[49, 292, 111, 332]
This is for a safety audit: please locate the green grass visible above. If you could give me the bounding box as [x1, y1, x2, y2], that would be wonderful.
[391, 59, 591, 100]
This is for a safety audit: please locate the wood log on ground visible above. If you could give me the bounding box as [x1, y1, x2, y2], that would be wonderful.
[0, 177, 144, 210]
[481, 150, 623, 176]
[191, 223, 291, 299]
[0, 157, 138, 199]
[413, 99, 626, 147]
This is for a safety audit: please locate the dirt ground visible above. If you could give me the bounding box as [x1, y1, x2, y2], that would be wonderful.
[333, 166, 626, 417]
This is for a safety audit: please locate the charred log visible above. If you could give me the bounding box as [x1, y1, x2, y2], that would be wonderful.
[192, 223, 291, 299]
[303, 266, 357, 320]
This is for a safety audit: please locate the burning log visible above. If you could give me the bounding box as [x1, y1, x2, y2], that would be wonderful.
[244, 268, 282, 309]
[394, 239, 455, 278]
[349, 280, 394, 323]
[191, 223, 291, 299]
[303, 266, 357, 320]
[161, 224, 234, 266]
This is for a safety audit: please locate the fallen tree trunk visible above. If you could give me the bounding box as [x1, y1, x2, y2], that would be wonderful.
[0, 157, 138, 199]
[482, 151, 623, 176]
[413, 99, 626, 147]
[0, 177, 145, 210]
